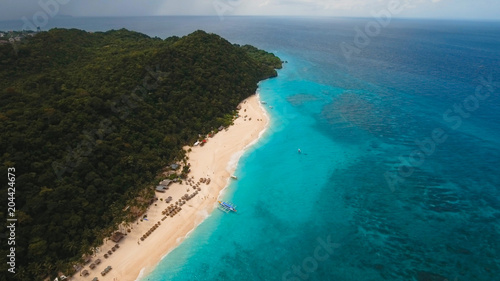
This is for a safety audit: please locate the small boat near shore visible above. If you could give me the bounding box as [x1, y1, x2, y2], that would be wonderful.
[218, 201, 237, 213]
[231, 175, 238, 180]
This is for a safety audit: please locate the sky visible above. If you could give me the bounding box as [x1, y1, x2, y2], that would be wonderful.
[0, 0, 499, 22]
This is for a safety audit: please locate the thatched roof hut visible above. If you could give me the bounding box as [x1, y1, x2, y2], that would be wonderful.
[110, 232, 124, 243]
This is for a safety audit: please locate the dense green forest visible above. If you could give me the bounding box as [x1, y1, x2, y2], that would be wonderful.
[0, 28, 281, 280]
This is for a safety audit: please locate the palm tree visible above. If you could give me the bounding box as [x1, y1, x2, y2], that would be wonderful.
[54, 260, 66, 278]
[30, 262, 44, 279]
[43, 259, 56, 279]
[123, 219, 132, 232]
[16, 266, 29, 281]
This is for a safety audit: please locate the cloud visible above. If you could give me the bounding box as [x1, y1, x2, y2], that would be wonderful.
[0, 0, 498, 22]
[0, 0, 167, 21]
[0, 0, 51, 21]
[259, 0, 270, 7]
[157, 0, 214, 15]
[68, 0, 166, 17]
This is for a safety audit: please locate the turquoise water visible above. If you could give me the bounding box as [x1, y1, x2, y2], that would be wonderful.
[3, 17, 499, 280]
[140, 18, 500, 281]
[143, 55, 364, 281]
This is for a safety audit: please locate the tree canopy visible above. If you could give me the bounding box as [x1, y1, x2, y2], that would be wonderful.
[0, 28, 281, 280]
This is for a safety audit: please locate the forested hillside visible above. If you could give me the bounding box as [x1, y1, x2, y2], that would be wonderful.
[0, 28, 281, 280]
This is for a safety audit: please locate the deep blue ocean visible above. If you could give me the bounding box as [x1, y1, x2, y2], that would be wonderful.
[2, 16, 499, 281]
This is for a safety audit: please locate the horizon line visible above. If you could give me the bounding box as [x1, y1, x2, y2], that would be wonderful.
[1, 14, 500, 23]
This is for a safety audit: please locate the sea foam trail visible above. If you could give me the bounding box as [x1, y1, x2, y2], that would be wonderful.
[134, 267, 145, 281]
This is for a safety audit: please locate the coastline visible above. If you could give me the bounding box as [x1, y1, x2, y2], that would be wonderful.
[70, 94, 269, 281]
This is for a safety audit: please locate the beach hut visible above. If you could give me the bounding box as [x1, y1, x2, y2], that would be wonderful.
[84, 256, 92, 264]
[155, 186, 166, 192]
[110, 232, 124, 243]
[160, 179, 172, 186]
[155, 186, 166, 193]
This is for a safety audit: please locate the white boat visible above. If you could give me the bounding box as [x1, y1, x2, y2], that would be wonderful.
[298, 148, 301, 154]
[218, 201, 237, 212]
[231, 175, 238, 180]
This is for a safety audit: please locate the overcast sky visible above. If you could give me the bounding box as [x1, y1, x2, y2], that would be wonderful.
[1, 0, 499, 21]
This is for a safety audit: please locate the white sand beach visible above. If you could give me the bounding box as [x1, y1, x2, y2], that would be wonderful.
[69, 94, 269, 281]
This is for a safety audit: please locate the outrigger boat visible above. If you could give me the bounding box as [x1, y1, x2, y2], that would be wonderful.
[218, 201, 237, 213]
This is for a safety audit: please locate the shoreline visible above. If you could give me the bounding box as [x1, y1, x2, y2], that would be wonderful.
[70, 94, 269, 281]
